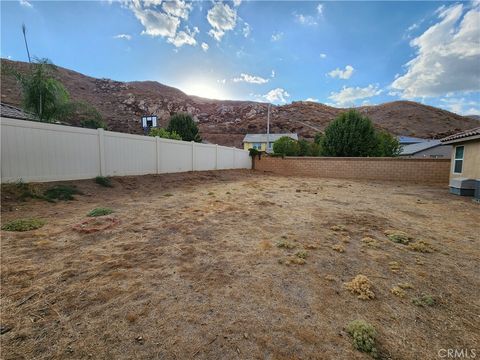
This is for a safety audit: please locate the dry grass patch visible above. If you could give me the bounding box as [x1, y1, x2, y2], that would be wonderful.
[276, 239, 296, 249]
[388, 261, 402, 273]
[390, 286, 406, 298]
[332, 244, 345, 253]
[361, 236, 379, 248]
[344, 275, 375, 300]
[384, 229, 411, 244]
[409, 241, 435, 253]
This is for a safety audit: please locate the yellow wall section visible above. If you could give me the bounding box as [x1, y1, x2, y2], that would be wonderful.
[243, 142, 267, 152]
[450, 140, 480, 180]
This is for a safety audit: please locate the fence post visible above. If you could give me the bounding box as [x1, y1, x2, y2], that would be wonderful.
[191, 141, 195, 171]
[156, 136, 161, 174]
[98, 128, 106, 176]
[215, 144, 218, 170]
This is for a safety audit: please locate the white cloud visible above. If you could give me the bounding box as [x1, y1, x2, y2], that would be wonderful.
[201, 42, 209, 52]
[129, 3, 180, 38]
[305, 98, 319, 102]
[207, 2, 237, 42]
[317, 4, 323, 15]
[162, 0, 192, 20]
[328, 65, 354, 79]
[233, 0, 242, 7]
[167, 26, 199, 47]
[19, 0, 32, 8]
[293, 12, 318, 26]
[217, 79, 226, 84]
[320, 53, 327, 59]
[264, 88, 290, 103]
[328, 84, 382, 107]
[391, 4, 480, 98]
[233, 73, 269, 84]
[242, 22, 251, 38]
[271, 70, 275, 78]
[113, 34, 132, 40]
[440, 97, 480, 115]
[271, 32, 283, 42]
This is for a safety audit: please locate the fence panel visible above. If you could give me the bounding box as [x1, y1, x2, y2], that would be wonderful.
[0, 117, 251, 183]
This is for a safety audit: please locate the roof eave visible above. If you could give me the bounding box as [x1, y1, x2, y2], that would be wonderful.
[441, 134, 480, 144]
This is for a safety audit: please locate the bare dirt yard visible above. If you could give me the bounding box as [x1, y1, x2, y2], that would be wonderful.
[1, 170, 479, 359]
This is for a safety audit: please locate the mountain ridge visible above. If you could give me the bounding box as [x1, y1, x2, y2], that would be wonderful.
[1, 59, 477, 147]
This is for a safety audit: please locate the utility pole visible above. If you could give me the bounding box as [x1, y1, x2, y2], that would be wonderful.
[266, 103, 271, 153]
[22, 23, 31, 63]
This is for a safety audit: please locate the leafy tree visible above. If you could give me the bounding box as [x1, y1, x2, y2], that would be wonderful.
[62, 101, 106, 129]
[298, 139, 310, 156]
[308, 142, 322, 156]
[272, 136, 300, 156]
[149, 127, 182, 140]
[7, 58, 70, 122]
[321, 110, 379, 157]
[167, 113, 201, 142]
[375, 130, 402, 157]
[314, 132, 324, 145]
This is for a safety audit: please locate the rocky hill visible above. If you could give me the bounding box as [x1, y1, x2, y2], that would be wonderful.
[1, 59, 477, 147]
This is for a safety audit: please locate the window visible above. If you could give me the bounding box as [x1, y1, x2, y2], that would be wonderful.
[253, 143, 262, 150]
[454, 146, 464, 173]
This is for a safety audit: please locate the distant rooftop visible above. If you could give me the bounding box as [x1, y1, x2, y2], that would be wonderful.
[441, 127, 480, 144]
[397, 136, 428, 144]
[400, 140, 443, 156]
[0, 103, 38, 121]
[243, 133, 298, 143]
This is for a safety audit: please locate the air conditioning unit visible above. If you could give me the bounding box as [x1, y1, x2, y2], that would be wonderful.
[449, 178, 476, 196]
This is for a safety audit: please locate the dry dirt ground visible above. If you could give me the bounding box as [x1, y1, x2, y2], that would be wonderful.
[1, 170, 479, 359]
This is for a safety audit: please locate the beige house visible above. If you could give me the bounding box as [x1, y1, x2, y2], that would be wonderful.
[441, 127, 480, 197]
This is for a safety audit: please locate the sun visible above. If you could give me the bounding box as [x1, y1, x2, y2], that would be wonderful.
[180, 81, 229, 100]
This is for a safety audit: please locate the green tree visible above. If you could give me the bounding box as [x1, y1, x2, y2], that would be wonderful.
[321, 110, 379, 157]
[314, 132, 324, 145]
[62, 101, 106, 129]
[7, 58, 70, 122]
[148, 127, 182, 140]
[272, 136, 300, 156]
[298, 139, 310, 156]
[167, 113, 201, 142]
[375, 130, 402, 157]
[308, 142, 322, 156]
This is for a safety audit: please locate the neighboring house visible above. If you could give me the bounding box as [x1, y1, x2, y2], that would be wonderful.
[0, 102, 38, 121]
[397, 136, 428, 146]
[243, 133, 298, 153]
[441, 127, 480, 197]
[399, 140, 451, 158]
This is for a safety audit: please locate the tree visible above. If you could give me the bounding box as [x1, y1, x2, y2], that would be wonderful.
[375, 130, 402, 157]
[148, 127, 182, 140]
[8, 58, 70, 122]
[273, 136, 300, 156]
[321, 110, 379, 157]
[167, 113, 201, 142]
[298, 139, 310, 156]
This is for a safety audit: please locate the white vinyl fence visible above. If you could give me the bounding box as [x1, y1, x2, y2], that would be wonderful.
[1, 117, 251, 183]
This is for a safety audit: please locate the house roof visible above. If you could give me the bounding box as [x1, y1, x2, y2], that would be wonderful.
[400, 140, 443, 155]
[242, 133, 298, 143]
[397, 136, 428, 144]
[0, 103, 38, 121]
[440, 127, 480, 144]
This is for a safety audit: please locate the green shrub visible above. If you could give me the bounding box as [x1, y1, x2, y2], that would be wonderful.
[11, 180, 44, 201]
[384, 230, 410, 244]
[347, 320, 378, 357]
[2, 218, 45, 231]
[167, 113, 201, 142]
[375, 130, 402, 157]
[295, 250, 308, 259]
[412, 294, 435, 307]
[272, 136, 300, 156]
[87, 207, 113, 217]
[148, 127, 182, 140]
[249, 148, 260, 157]
[43, 184, 82, 201]
[95, 176, 113, 188]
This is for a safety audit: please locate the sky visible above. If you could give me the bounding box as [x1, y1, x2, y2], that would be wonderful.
[1, 0, 479, 115]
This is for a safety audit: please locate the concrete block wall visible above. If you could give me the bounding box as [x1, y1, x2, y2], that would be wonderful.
[253, 156, 451, 183]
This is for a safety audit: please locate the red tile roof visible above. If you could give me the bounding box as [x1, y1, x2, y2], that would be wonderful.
[441, 127, 480, 143]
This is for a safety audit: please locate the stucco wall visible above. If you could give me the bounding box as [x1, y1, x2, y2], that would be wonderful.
[450, 140, 480, 180]
[253, 156, 451, 183]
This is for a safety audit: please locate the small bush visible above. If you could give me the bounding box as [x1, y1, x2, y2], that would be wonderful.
[2, 218, 45, 232]
[361, 237, 379, 248]
[412, 294, 435, 307]
[8, 181, 45, 201]
[276, 240, 296, 249]
[295, 250, 308, 259]
[95, 176, 113, 188]
[332, 244, 345, 253]
[148, 127, 182, 140]
[390, 286, 406, 298]
[272, 136, 300, 156]
[331, 225, 346, 232]
[384, 230, 410, 244]
[389, 261, 401, 272]
[344, 275, 375, 300]
[347, 320, 377, 357]
[249, 148, 260, 157]
[408, 241, 434, 253]
[87, 207, 113, 217]
[44, 184, 82, 201]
